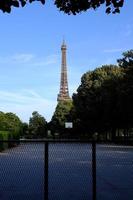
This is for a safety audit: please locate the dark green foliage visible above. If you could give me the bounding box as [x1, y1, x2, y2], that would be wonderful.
[117, 50, 133, 68]
[0, 0, 124, 14]
[29, 111, 47, 138]
[73, 51, 133, 139]
[0, 112, 22, 150]
[50, 100, 73, 136]
[117, 50, 133, 133]
[0, 0, 45, 13]
[0, 131, 9, 151]
[21, 122, 29, 137]
[0, 111, 22, 139]
[0, 111, 47, 140]
[73, 65, 123, 136]
[55, 0, 124, 15]
[50, 50, 133, 140]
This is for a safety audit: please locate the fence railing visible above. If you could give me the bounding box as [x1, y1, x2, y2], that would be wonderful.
[0, 139, 133, 200]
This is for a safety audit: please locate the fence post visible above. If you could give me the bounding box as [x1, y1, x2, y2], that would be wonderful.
[92, 141, 96, 200]
[45, 141, 49, 200]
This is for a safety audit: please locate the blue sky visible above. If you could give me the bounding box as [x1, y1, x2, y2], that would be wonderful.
[0, 1, 133, 122]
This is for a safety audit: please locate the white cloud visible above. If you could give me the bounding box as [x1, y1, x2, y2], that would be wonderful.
[32, 54, 59, 67]
[0, 90, 57, 122]
[124, 24, 133, 37]
[21, 89, 42, 98]
[0, 53, 34, 64]
[12, 54, 34, 63]
[103, 48, 124, 53]
[101, 58, 117, 65]
[0, 53, 59, 67]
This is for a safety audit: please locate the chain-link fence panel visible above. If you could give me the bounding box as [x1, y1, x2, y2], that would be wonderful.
[48, 142, 92, 200]
[0, 142, 44, 200]
[96, 144, 133, 200]
[1, 140, 132, 200]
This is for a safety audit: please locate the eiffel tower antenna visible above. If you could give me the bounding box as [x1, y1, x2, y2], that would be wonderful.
[63, 35, 65, 45]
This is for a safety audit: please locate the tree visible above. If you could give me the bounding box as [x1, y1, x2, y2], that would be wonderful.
[0, 0, 124, 14]
[117, 50, 133, 136]
[29, 111, 47, 138]
[73, 65, 124, 139]
[21, 122, 29, 137]
[0, 111, 22, 139]
[117, 50, 133, 68]
[55, 0, 124, 15]
[50, 100, 73, 137]
[0, 111, 6, 130]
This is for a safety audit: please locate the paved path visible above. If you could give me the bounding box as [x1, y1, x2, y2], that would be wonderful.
[0, 143, 133, 200]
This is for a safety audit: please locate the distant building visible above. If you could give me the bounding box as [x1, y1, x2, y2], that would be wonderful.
[57, 40, 71, 102]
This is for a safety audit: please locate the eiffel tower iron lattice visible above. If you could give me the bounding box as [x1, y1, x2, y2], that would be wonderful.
[57, 40, 71, 102]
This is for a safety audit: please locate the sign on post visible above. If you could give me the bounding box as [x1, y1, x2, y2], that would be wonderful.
[65, 122, 73, 129]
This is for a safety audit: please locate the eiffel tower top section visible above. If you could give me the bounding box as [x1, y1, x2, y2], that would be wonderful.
[57, 40, 71, 102]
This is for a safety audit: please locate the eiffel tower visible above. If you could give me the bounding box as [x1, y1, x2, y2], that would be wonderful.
[57, 40, 71, 102]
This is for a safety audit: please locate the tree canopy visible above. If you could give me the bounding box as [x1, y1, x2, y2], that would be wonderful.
[50, 100, 73, 136]
[0, 0, 124, 14]
[0, 111, 22, 139]
[73, 50, 133, 140]
[29, 111, 47, 138]
[117, 50, 133, 68]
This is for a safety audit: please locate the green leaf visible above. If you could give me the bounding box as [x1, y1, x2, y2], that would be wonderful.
[11, 1, 19, 7]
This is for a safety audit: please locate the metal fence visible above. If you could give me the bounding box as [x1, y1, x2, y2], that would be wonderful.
[0, 140, 133, 200]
